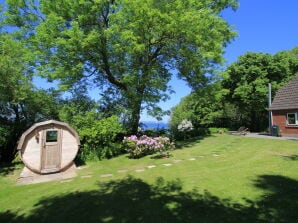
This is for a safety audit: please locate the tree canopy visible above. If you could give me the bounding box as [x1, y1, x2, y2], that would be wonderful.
[222, 51, 298, 131]
[3, 0, 238, 133]
[170, 48, 298, 134]
[0, 33, 60, 162]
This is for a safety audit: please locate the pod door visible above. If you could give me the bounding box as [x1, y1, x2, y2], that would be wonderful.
[41, 129, 62, 173]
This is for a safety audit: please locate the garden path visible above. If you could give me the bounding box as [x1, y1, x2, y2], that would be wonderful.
[94, 154, 219, 180]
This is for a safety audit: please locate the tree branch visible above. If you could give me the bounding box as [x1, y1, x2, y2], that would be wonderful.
[83, 68, 97, 78]
[100, 45, 127, 91]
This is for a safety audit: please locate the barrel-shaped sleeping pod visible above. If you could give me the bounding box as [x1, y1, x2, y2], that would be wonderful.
[18, 120, 80, 174]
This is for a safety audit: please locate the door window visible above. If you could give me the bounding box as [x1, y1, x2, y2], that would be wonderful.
[46, 130, 58, 142]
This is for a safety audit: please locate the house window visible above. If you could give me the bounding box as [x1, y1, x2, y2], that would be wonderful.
[287, 113, 297, 125]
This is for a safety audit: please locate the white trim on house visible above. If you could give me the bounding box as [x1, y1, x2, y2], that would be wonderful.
[287, 112, 298, 125]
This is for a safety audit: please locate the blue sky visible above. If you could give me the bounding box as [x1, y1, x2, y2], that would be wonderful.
[144, 0, 298, 122]
[222, 0, 298, 63]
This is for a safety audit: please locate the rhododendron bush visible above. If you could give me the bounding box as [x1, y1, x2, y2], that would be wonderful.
[123, 135, 175, 158]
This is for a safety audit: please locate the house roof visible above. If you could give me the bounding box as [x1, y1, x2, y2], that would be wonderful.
[270, 75, 298, 111]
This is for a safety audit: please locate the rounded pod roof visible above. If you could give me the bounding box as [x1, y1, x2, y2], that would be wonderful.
[18, 120, 80, 174]
[18, 120, 80, 151]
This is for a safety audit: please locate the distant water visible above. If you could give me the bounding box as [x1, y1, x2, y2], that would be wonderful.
[140, 121, 169, 130]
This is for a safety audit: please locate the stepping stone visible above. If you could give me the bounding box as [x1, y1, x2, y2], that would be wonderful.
[198, 155, 205, 158]
[77, 166, 88, 170]
[162, 163, 172, 167]
[60, 179, 73, 183]
[135, 169, 145, 172]
[100, 174, 113, 178]
[173, 159, 182, 163]
[188, 158, 196, 161]
[147, 165, 156, 169]
[213, 154, 219, 157]
[81, 175, 92, 178]
[117, 169, 128, 173]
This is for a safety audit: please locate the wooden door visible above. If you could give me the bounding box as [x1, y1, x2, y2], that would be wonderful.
[41, 129, 62, 173]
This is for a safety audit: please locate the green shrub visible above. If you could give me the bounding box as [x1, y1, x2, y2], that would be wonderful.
[0, 126, 9, 148]
[142, 128, 170, 138]
[171, 127, 211, 141]
[208, 127, 228, 134]
[60, 111, 125, 161]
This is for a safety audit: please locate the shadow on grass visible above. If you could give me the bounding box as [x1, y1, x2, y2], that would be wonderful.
[74, 155, 86, 167]
[1, 175, 297, 223]
[283, 154, 298, 161]
[174, 136, 209, 150]
[150, 153, 172, 159]
[253, 175, 298, 222]
[0, 161, 23, 176]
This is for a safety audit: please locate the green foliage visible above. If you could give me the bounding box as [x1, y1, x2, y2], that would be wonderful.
[60, 110, 125, 161]
[170, 47, 298, 135]
[3, 0, 238, 134]
[141, 128, 170, 138]
[58, 90, 125, 160]
[0, 34, 32, 103]
[170, 82, 233, 140]
[222, 51, 298, 131]
[0, 127, 9, 149]
[208, 127, 228, 134]
[0, 33, 60, 162]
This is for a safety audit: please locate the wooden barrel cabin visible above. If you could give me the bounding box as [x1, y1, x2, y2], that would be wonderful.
[18, 120, 80, 174]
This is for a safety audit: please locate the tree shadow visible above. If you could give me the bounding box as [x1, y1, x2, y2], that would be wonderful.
[1, 175, 297, 223]
[174, 136, 206, 149]
[253, 175, 298, 223]
[150, 153, 172, 159]
[0, 177, 257, 223]
[0, 161, 23, 176]
[74, 154, 86, 167]
[283, 154, 298, 161]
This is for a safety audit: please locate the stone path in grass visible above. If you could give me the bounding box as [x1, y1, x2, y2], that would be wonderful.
[94, 153, 221, 179]
[69, 153, 222, 183]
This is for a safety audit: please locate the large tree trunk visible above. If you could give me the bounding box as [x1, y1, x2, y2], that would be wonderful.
[129, 97, 142, 135]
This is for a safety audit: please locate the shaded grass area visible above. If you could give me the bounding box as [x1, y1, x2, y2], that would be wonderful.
[1, 175, 297, 223]
[0, 161, 23, 177]
[0, 135, 298, 222]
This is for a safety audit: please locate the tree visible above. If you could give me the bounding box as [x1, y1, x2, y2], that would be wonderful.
[0, 33, 60, 162]
[3, 0, 238, 134]
[170, 82, 234, 131]
[222, 51, 298, 131]
[288, 46, 298, 58]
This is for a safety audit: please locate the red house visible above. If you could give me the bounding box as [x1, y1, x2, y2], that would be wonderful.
[270, 76, 298, 136]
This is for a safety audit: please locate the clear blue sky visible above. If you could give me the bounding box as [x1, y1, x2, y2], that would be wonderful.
[222, 0, 298, 63]
[144, 0, 298, 122]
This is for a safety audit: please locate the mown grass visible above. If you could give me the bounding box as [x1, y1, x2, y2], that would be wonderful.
[0, 134, 297, 222]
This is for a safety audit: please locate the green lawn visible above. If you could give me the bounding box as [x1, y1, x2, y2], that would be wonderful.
[0, 134, 297, 223]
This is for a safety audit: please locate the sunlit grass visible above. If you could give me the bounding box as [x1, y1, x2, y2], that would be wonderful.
[0, 134, 297, 222]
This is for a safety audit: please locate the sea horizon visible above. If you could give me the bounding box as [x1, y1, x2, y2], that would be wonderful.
[140, 121, 169, 130]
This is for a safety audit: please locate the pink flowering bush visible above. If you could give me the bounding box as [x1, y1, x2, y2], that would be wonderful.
[123, 135, 175, 158]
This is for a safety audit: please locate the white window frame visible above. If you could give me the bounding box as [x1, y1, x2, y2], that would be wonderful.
[287, 113, 298, 125]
